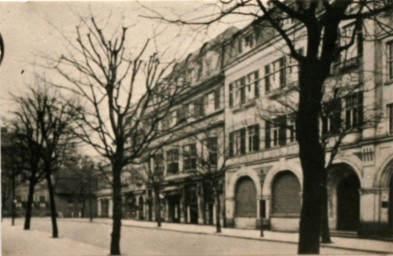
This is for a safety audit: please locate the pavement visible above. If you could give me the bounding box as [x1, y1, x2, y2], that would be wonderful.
[2, 217, 393, 255]
[2, 221, 107, 256]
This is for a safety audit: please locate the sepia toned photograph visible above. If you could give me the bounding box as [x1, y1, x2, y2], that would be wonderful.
[1, 1, 393, 255]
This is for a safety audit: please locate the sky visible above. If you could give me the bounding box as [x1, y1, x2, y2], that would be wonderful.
[0, 1, 254, 123]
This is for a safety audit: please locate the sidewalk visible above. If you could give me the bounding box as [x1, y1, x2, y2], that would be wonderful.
[87, 218, 393, 255]
[2, 221, 107, 256]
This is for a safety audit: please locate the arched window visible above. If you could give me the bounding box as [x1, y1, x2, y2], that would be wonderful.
[272, 171, 301, 215]
[235, 177, 257, 217]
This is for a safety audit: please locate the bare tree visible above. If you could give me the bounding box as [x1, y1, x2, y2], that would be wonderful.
[11, 82, 76, 238]
[48, 16, 188, 255]
[145, 1, 393, 253]
[1, 128, 22, 225]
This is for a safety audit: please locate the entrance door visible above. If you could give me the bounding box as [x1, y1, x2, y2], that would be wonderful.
[337, 173, 360, 231]
[168, 195, 181, 223]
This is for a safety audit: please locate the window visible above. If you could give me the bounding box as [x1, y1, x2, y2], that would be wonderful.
[264, 57, 287, 92]
[229, 83, 234, 107]
[229, 71, 259, 108]
[248, 125, 260, 152]
[265, 116, 287, 148]
[322, 98, 342, 135]
[183, 144, 197, 172]
[288, 114, 296, 143]
[246, 71, 259, 98]
[388, 41, 393, 80]
[193, 97, 205, 118]
[244, 33, 255, 49]
[154, 153, 164, 175]
[206, 92, 215, 114]
[214, 88, 221, 110]
[344, 92, 363, 129]
[264, 65, 271, 92]
[177, 105, 188, 124]
[205, 137, 218, 167]
[238, 77, 246, 104]
[166, 149, 179, 174]
[229, 128, 246, 156]
[388, 103, 393, 134]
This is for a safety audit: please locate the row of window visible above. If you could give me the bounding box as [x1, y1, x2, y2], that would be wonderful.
[153, 138, 218, 175]
[228, 55, 300, 109]
[229, 117, 296, 157]
[161, 88, 222, 130]
[155, 101, 393, 175]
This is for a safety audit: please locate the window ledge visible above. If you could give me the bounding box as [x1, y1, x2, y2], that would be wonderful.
[230, 99, 256, 113]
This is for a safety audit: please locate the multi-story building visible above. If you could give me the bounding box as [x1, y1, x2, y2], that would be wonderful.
[222, 14, 393, 237]
[99, 10, 393, 238]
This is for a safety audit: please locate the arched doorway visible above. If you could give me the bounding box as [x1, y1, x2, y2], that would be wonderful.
[235, 177, 257, 217]
[272, 171, 301, 215]
[337, 173, 360, 231]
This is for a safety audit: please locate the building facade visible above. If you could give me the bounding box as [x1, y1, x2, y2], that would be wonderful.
[98, 10, 393, 238]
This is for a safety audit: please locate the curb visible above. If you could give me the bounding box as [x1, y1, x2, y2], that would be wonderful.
[78, 219, 391, 255]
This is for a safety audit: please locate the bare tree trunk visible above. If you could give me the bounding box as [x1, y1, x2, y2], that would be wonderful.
[110, 162, 123, 255]
[214, 189, 221, 233]
[81, 197, 86, 218]
[321, 168, 332, 244]
[297, 61, 325, 254]
[24, 179, 35, 230]
[11, 173, 16, 226]
[46, 173, 58, 238]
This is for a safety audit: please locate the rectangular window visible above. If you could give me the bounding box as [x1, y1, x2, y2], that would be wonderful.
[154, 153, 164, 175]
[183, 144, 197, 172]
[229, 83, 234, 107]
[166, 149, 179, 174]
[229, 128, 246, 156]
[254, 71, 259, 97]
[264, 65, 271, 92]
[214, 88, 221, 110]
[268, 116, 287, 147]
[279, 57, 286, 87]
[206, 92, 215, 114]
[206, 137, 218, 167]
[388, 41, 393, 80]
[288, 114, 296, 143]
[345, 92, 363, 130]
[265, 121, 271, 149]
[240, 128, 246, 154]
[193, 97, 205, 118]
[388, 103, 393, 134]
[239, 77, 246, 104]
[248, 124, 260, 152]
[229, 132, 234, 156]
[322, 98, 342, 135]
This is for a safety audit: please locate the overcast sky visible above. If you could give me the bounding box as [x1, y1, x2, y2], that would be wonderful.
[0, 1, 253, 123]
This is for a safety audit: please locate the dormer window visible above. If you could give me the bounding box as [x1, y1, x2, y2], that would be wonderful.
[244, 33, 255, 49]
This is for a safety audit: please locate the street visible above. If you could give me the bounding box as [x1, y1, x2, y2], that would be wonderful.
[2, 218, 376, 255]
